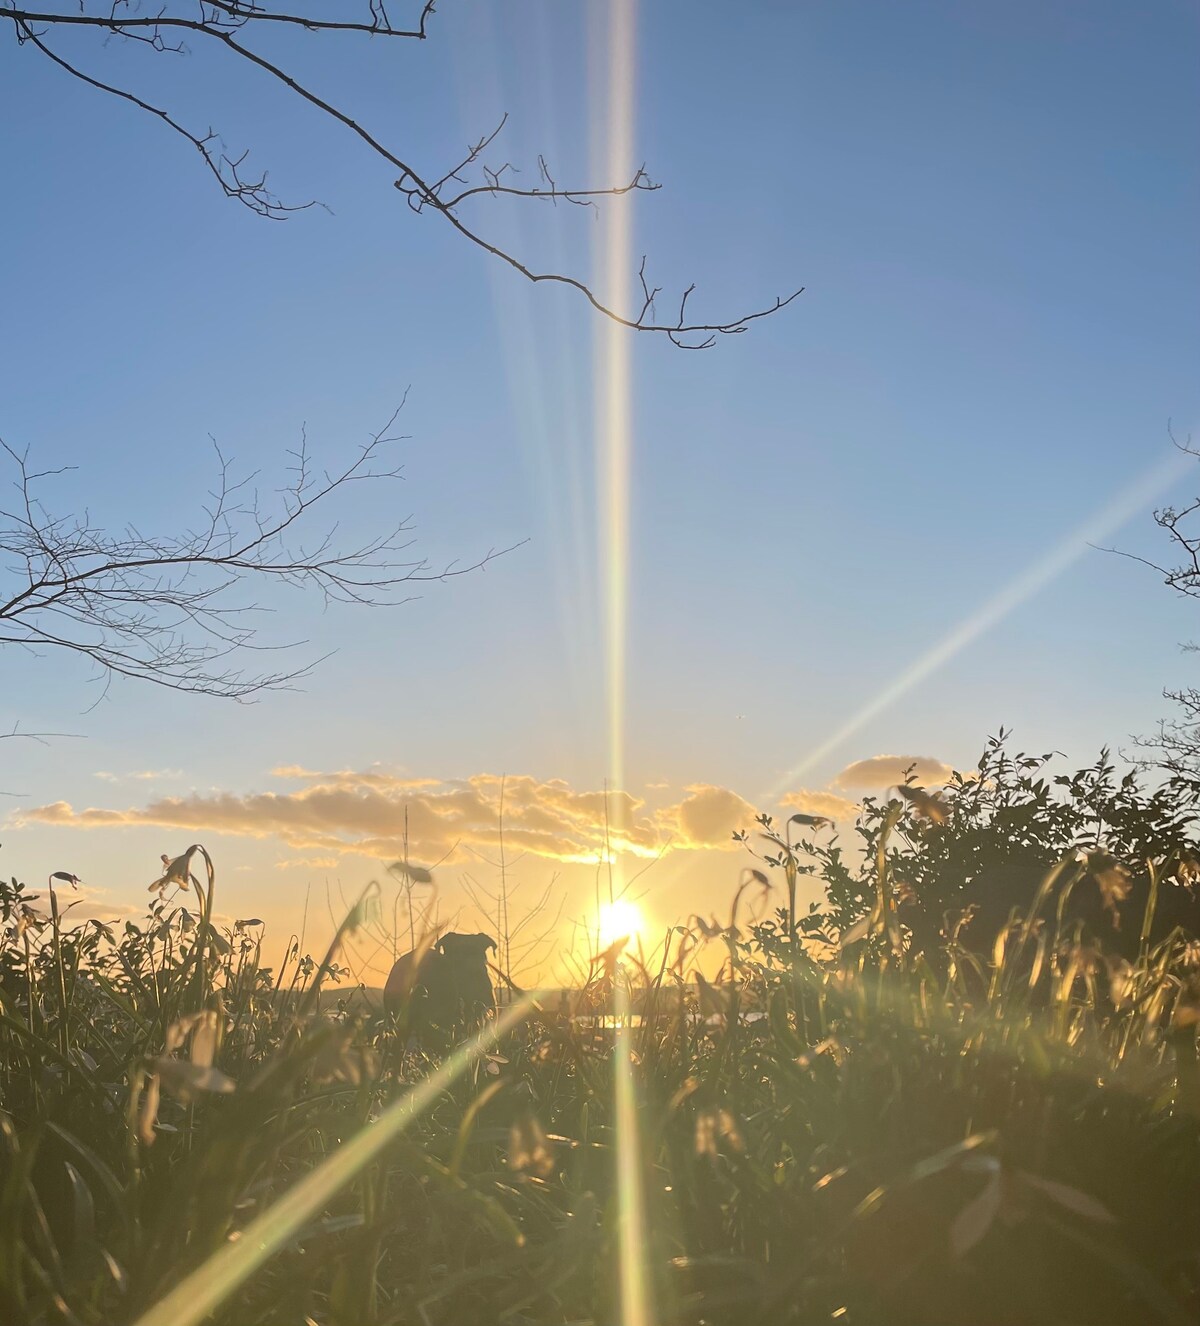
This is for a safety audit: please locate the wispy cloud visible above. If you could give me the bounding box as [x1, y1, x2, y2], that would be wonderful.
[94, 769, 182, 783]
[269, 766, 440, 791]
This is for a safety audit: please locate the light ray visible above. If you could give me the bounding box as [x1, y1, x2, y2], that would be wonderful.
[593, 0, 637, 864]
[591, 12, 656, 1317]
[766, 448, 1194, 800]
[614, 968, 654, 1326]
[131, 997, 536, 1326]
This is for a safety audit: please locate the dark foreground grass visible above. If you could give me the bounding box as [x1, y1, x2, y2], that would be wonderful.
[2, 745, 1199, 1325]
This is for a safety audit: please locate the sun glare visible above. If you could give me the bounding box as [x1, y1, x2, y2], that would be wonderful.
[598, 897, 643, 949]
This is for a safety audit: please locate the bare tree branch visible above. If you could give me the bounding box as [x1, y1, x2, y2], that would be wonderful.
[1097, 432, 1200, 595]
[0, 407, 520, 700]
[1115, 429, 1200, 774]
[0, 722, 82, 743]
[6, 1, 435, 42]
[4, 1, 801, 345]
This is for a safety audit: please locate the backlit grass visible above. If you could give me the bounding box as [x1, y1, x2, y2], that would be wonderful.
[1, 742, 1198, 1324]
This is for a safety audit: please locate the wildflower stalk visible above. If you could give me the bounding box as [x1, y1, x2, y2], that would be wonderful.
[1140, 857, 1162, 962]
[47, 879, 71, 1057]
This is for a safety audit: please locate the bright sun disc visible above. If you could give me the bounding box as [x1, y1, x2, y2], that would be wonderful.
[598, 898, 642, 948]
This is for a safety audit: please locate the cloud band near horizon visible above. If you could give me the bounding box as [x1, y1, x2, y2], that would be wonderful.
[15, 754, 950, 870]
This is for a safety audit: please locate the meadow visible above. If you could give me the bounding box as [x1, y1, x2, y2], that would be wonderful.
[2, 739, 1198, 1325]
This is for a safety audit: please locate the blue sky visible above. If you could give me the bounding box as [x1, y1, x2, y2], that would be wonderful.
[1, 2, 1197, 978]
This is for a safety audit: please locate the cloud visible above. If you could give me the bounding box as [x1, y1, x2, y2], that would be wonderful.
[270, 766, 441, 791]
[32, 881, 146, 927]
[779, 788, 860, 821]
[662, 785, 758, 850]
[833, 755, 957, 789]
[95, 769, 182, 783]
[20, 767, 777, 870]
[19, 770, 669, 869]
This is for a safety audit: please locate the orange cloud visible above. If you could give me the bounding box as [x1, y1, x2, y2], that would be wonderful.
[18, 768, 779, 870]
[662, 784, 758, 850]
[779, 788, 860, 821]
[18, 770, 668, 869]
[833, 755, 957, 789]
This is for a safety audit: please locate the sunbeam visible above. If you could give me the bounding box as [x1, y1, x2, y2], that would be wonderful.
[449, 10, 605, 741]
[766, 446, 1195, 800]
[591, 14, 656, 1313]
[592, 0, 638, 863]
[614, 966, 655, 1326]
[131, 997, 536, 1326]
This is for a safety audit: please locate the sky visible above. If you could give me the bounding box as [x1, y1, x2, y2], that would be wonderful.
[2, 1, 1198, 984]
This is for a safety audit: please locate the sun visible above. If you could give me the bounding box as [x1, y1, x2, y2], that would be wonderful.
[597, 897, 643, 949]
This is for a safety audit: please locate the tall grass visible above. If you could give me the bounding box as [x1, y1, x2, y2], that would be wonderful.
[1, 746, 1198, 1324]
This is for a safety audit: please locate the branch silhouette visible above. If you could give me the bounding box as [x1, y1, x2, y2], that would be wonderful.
[5, 1, 801, 347]
[0, 408, 519, 700]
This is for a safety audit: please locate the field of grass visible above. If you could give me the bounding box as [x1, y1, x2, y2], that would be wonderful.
[2, 744, 1199, 1325]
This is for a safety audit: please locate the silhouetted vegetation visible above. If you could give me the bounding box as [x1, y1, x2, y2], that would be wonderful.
[4, 2, 798, 347]
[1127, 432, 1200, 776]
[0, 420, 510, 701]
[1, 738, 1198, 1324]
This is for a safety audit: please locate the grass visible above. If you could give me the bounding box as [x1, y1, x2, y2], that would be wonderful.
[1, 746, 1199, 1325]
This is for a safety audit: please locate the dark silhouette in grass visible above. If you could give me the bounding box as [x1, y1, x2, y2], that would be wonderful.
[384, 932, 497, 1042]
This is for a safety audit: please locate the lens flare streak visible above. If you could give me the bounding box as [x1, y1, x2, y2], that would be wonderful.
[132, 997, 536, 1326]
[767, 448, 1194, 799]
[595, 13, 657, 1309]
[593, 0, 637, 849]
[614, 972, 654, 1326]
